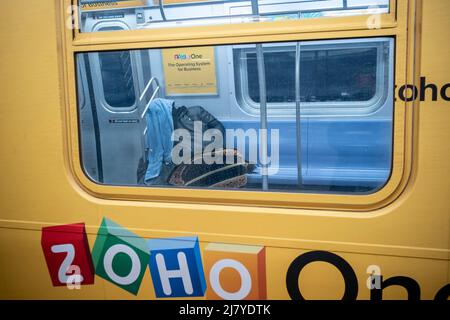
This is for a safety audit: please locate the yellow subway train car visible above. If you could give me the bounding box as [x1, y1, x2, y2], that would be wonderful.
[0, 0, 449, 300]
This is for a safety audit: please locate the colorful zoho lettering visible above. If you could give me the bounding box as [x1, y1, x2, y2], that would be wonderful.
[41, 218, 266, 299]
[41, 218, 450, 300]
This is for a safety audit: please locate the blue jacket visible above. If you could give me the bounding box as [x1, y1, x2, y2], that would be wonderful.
[144, 98, 174, 184]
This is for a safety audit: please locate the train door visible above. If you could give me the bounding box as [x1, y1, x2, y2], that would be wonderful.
[82, 22, 152, 185]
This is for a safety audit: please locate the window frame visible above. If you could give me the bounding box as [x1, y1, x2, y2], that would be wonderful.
[71, 0, 398, 47]
[60, 0, 418, 212]
[77, 0, 391, 34]
[234, 37, 391, 117]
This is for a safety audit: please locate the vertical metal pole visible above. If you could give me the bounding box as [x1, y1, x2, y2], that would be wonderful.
[295, 42, 303, 188]
[159, 0, 167, 21]
[256, 44, 269, 191]
[251, 0, 259, 18]
[252, 0, 268, 190]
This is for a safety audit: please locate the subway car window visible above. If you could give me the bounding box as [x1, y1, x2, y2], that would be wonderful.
[235, 39, 388, 115]
[243, 47, 378, 104]
[76, 38, 394, 194]
[78, 0, 390, 33]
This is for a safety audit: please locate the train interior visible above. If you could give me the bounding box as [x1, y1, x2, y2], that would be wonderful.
[76, 0, 394, 193]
